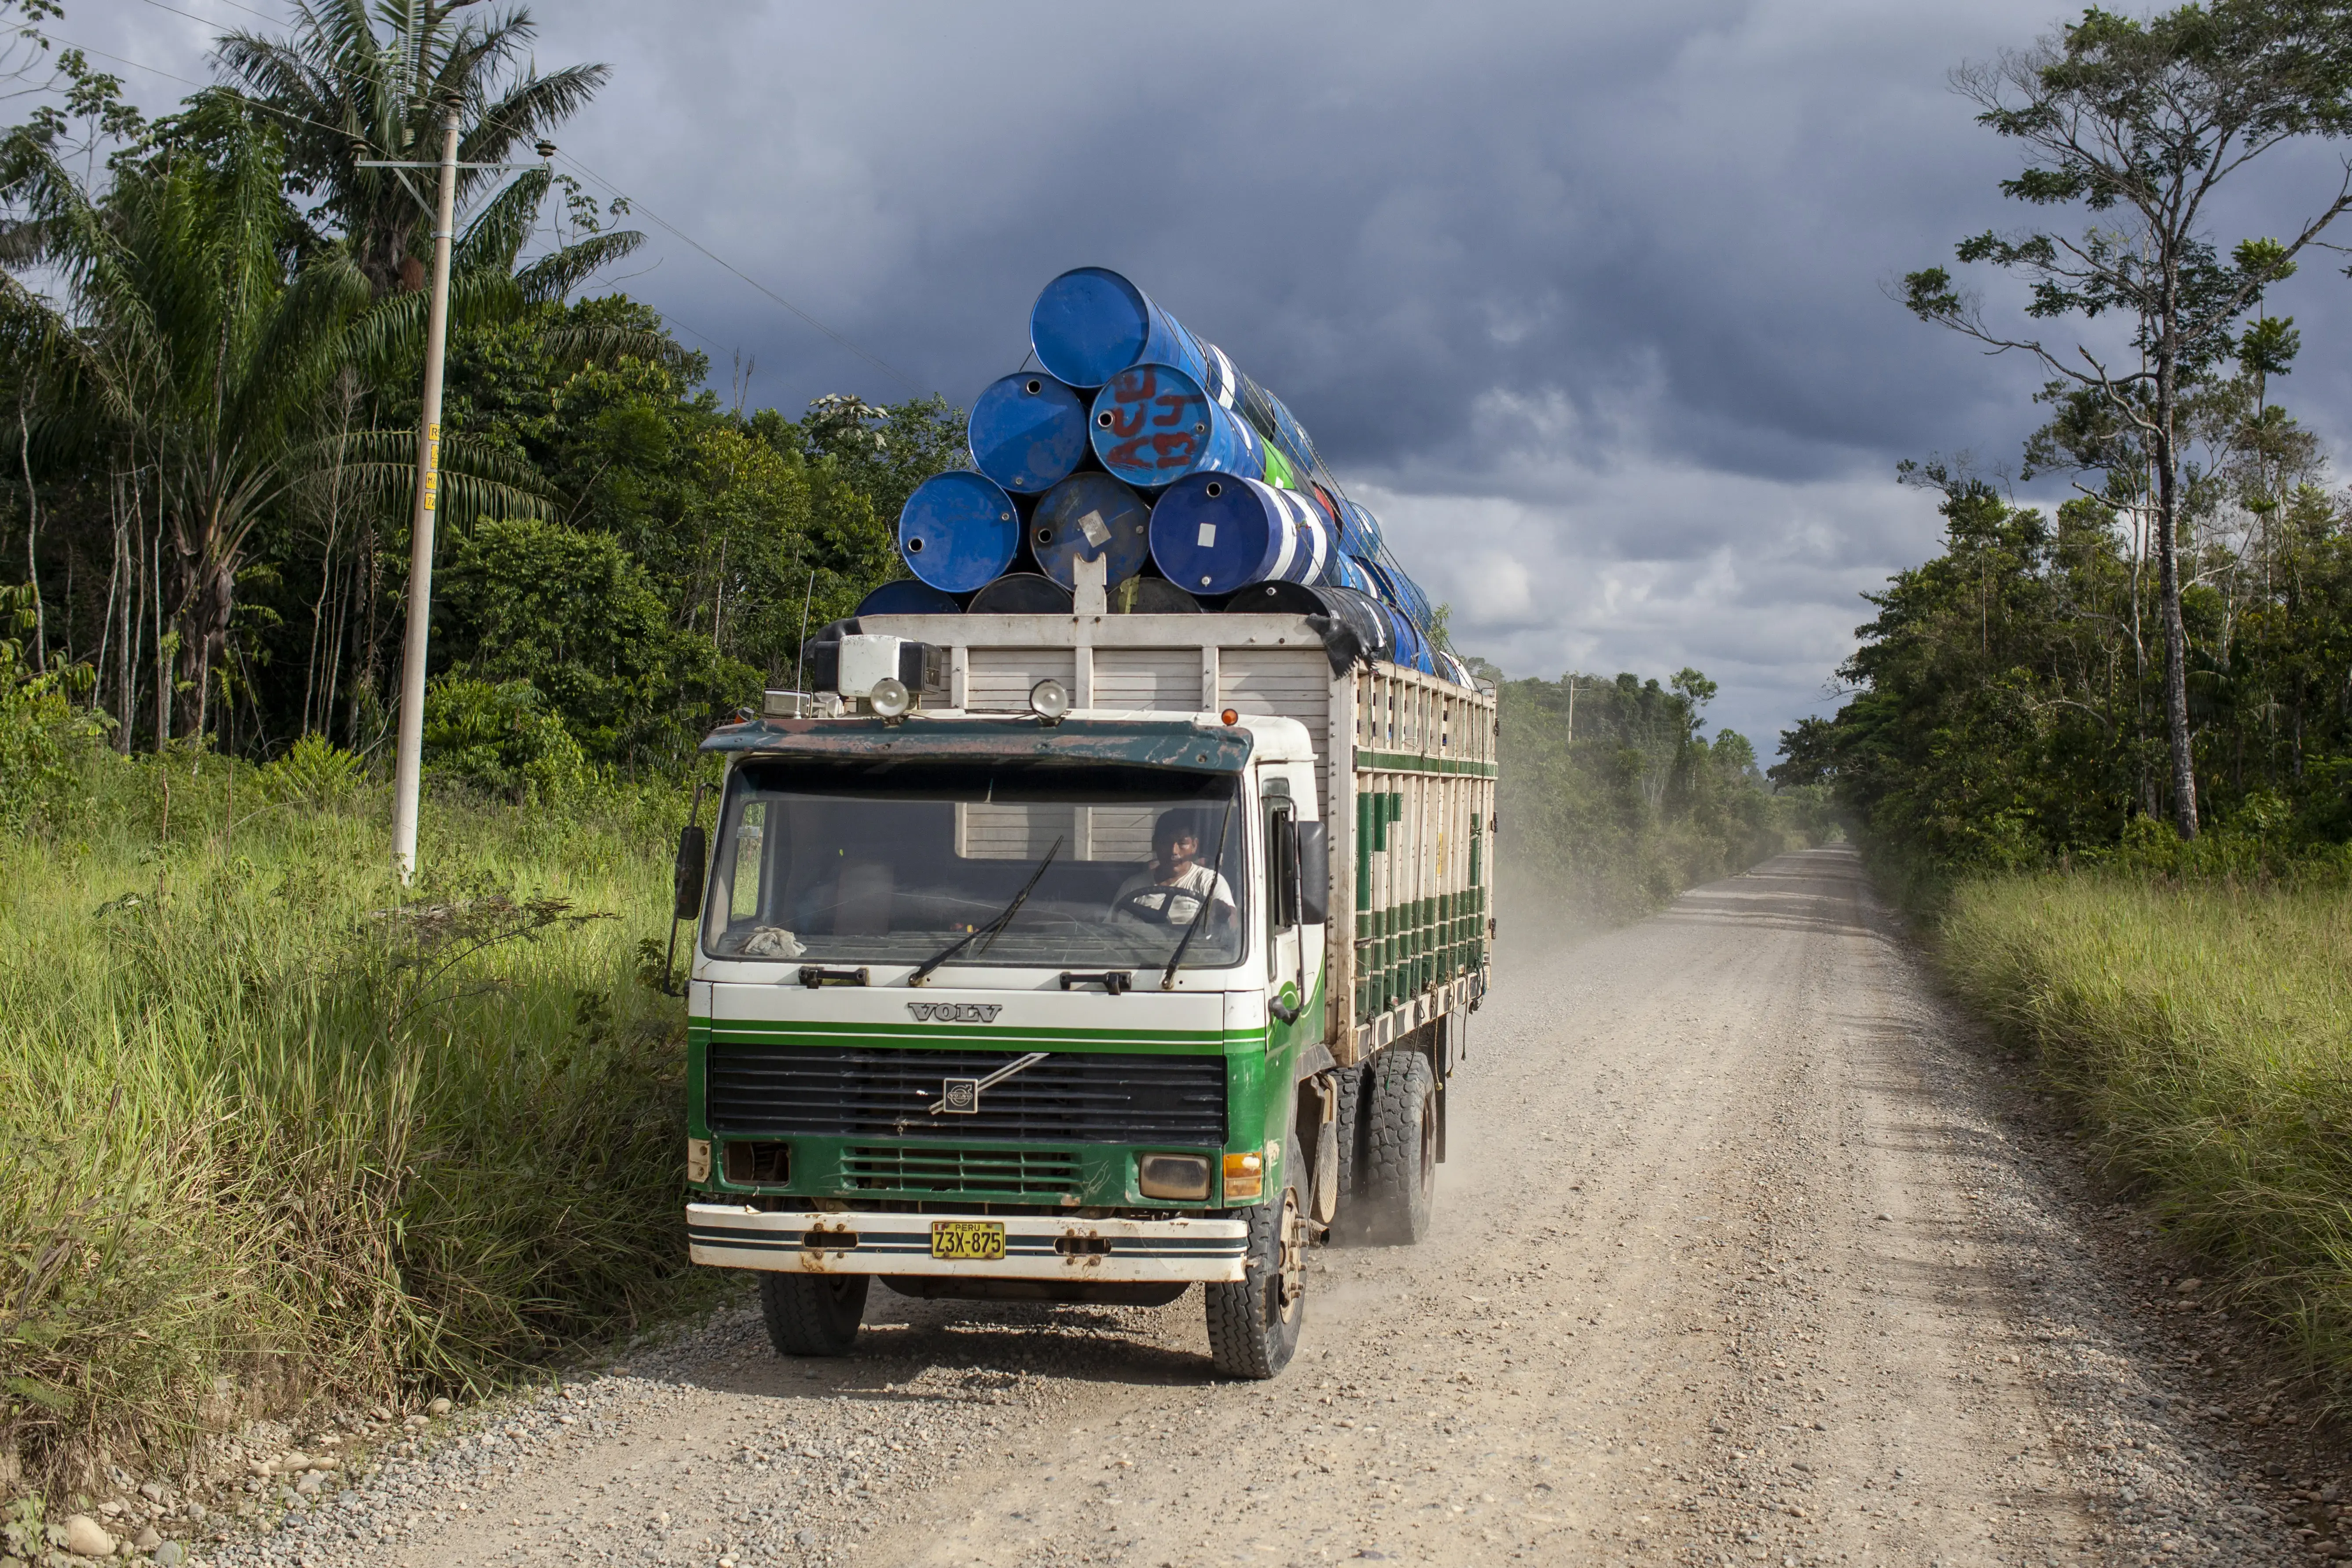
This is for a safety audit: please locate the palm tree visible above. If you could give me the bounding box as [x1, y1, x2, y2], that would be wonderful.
[215, 0, 618, 299]
[0, 94, 550, 743]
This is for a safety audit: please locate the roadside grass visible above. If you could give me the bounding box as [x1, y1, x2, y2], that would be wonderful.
[1937, 872, 2352, 1384]
[0, 749, 709, 1500]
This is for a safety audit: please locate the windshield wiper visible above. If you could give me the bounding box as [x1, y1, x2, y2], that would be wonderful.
[1160, 801, 1236, 991]
[909, 836, 1064, 987]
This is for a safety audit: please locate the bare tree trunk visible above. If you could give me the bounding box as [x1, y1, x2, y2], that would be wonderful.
[2154, 340, 2200, 839]
[125, 467, 144, 753]
[95, 469, 121, 724]
[117, 476, 135, 752]
[152, 511, 169, 751]
[17, 398, 41, 675]
[301, 380, 356, 736]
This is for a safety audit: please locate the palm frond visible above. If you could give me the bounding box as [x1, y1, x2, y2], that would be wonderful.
[313, 424, 558, 522]
[453, 164, 546, 275]
[536, 318, 693, 375]
[513, 228, 642, 306]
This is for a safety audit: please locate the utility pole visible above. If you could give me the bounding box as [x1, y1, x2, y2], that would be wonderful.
[388, 110, 461, 885]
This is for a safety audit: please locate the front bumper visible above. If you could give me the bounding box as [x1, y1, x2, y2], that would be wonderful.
[686, 1204, 1250, 1283]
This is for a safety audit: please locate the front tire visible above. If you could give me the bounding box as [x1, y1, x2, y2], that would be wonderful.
[1360, 1048, 1437, 1244]
[759, 1272, 869, 1356]
[1205, 1181, 1305, 1379]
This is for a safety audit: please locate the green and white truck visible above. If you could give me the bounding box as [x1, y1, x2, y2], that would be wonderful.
[676, 584, 1496, 1379]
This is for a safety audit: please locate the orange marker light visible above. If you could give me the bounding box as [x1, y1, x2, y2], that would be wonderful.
[1222, 1149, 1264, 1202]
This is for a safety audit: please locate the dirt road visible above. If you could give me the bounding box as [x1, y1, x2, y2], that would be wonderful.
[209, 847, 2334, 1568]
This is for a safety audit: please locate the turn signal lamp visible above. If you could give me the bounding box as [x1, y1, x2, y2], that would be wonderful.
[1222, 1149, 1264, 1202]
[1220, 708, 1240, 726]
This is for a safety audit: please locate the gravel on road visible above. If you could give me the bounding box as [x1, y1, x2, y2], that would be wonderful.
[183, 847, 2343, 1568]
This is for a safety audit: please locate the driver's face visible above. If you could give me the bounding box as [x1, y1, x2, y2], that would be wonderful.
[1159, 832, 1200, 872]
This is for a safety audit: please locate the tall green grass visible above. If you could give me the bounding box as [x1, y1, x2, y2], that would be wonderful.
[0, 749, 707, 1498]
[1939, 872, 2352, 1380]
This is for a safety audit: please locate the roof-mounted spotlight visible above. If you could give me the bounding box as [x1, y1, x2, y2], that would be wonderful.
[1029, 679, 1071, 724]
[870, 676, 912, 720]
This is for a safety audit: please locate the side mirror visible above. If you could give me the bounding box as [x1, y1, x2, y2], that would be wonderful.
[672, 824, 707, 920]
[1295, 819, 1330, 925]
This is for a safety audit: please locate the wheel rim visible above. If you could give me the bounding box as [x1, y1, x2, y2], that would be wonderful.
[1275, 1186, 1306, 1323]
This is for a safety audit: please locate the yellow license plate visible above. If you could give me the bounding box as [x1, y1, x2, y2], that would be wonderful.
[930, 1220, 1006, 1261]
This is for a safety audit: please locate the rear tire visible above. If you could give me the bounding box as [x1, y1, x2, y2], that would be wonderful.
[1205, 1181, 1305, 1379]
[759, 1272, 869, 1356]
[1360, 1048, 1436, 1244]
[1333, 1060, 1366, 1209]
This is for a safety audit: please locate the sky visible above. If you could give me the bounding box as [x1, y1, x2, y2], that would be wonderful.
[67, 0, 2352, 749]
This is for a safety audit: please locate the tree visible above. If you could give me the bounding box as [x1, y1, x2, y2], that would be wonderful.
[216, 0, 619, 299]
[0, 94, 547, 742]
[1901, 0, 2352, 837]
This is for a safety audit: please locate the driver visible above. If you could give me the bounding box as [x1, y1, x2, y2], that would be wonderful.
[1112, 809, 1237, 929]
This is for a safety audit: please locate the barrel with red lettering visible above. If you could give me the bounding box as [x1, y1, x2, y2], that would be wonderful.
[1088, 363, 1266, 493]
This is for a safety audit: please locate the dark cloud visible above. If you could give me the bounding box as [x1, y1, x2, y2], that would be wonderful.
[65, 0, 2352, 745]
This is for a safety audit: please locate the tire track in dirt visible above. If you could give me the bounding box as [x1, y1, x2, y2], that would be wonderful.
[203, 848, 2323, 1568]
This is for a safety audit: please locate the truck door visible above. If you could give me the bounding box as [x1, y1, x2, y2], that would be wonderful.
[1259, 769, 1320, 1023]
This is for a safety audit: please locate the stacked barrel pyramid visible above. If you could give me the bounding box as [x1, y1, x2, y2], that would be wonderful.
[858, 268, 1475, 688]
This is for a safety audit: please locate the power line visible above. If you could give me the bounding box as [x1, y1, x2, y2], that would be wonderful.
[125, 0, 285, 31]
[44, 28, 935, 402]
[551, 149, 932, 399]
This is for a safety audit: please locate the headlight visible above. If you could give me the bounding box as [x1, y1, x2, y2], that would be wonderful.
[1138, 1153, 1211, 1201]
[1222, 1149, 1264, 1202]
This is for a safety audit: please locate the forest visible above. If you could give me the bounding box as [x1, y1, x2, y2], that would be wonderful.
[1779, 0, 2352, 1394]
[0, 0, 960, 793]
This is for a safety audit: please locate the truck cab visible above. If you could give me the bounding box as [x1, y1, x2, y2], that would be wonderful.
[681, 613, 1493, 1380]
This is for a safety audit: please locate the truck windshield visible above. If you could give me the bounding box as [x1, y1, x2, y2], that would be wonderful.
[701, 759, 1248, 971]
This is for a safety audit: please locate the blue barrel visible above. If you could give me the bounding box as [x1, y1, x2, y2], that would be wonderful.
[1334, 498, 1385, 558]
[1149, 474, 1330, 596]
[1438, 649, 1478, 689]
[898, 471, 1020, 593]
[1031, 268, 1336, 491]
[1031, 267, 1214, 390]
[1350, 551, 1402, 607]
[1090, 363, 1266, 492]
[1029, 472, 1151, 589]
[856, 579, 963, 617]
[967, 371, 1090, 494]
[1323, 551, 1378, 597]
[1381, 555, 1435, 627]
[1384, 605, 1433, 674]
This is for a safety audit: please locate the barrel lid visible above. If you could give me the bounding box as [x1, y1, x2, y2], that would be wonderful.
[968, 371, 1090, 494]
[1031, 471, 1151, 589]
[1089, 362, 1260, 491]
[897, 471, 1020, 594]
[1030, 267, 1152, 389]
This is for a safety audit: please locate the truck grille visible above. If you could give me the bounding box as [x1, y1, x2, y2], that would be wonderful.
[704, 1042, 1227, 1145]
[841, 1145, 1080, 1197]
